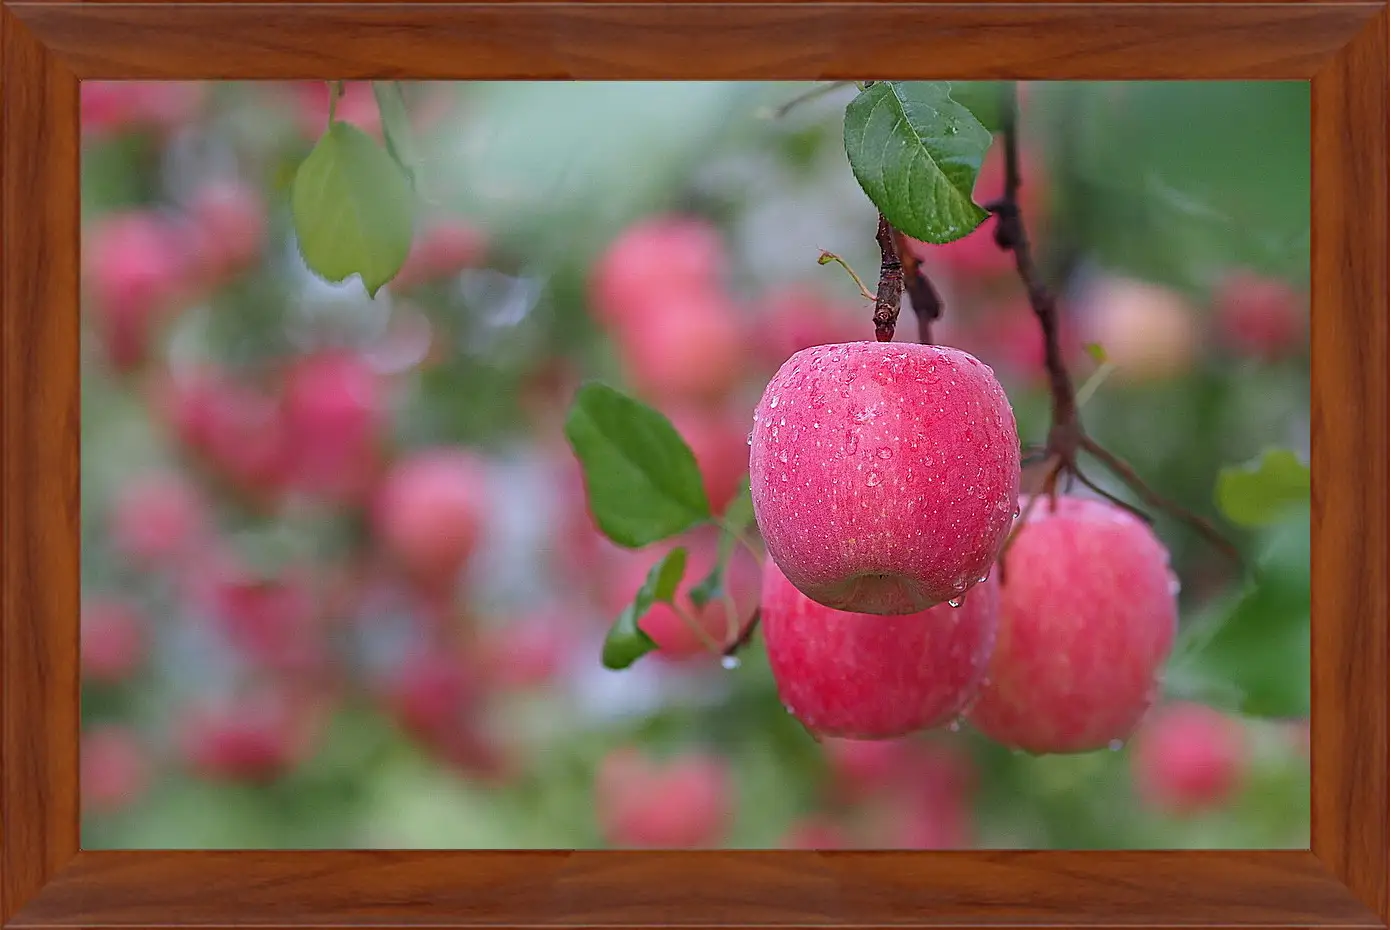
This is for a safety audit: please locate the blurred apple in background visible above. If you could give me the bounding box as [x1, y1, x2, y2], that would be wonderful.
[1077, 275, 1199, 382]
[1130, 703, 1250, 816]
[82, 599, 147, 685]
[1213, 270, 1306, 362]
[82, 726, 151, 816]
[596, 747, 734, 848]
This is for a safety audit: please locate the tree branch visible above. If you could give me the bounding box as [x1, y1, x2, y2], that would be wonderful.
[873, 213, 904, 342]
[988, 81, 1242, 572]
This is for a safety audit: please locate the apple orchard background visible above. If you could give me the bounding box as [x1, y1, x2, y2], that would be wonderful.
[79, 81, 1311, 850]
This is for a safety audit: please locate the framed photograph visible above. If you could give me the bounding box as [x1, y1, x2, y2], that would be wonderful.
[1, 2, 1385, 928]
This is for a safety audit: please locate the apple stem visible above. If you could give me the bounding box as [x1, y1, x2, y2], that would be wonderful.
[988, 82, 1243, 573]
[872, 214, 904, 342]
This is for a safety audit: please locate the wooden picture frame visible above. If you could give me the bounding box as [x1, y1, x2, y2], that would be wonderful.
[2, 2, 1386, 926]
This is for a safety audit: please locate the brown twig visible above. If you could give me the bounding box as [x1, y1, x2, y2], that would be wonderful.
[1080, 437, 1242, 566]
[890, 227, 943, 344]
[987, 81, 1242, 573]
[872, 214, 904, 342]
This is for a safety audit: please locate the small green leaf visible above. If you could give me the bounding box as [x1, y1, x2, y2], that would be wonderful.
[843, 81, 992, 244]
[563, 382, 712, 548]
[372, 82, 421, 191]
[291, 121, 416, 297]
[1085, 343, 1108, 365]
[1216, 448, 1310, 528]
[687, 567, 723, 612]
[1167, 508, 1310, 718]
[601, 548, 688, 670]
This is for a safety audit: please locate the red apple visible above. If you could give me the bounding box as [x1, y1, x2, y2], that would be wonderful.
[1130, 702, 1250, 815]
[616, 290, 748, 405]
[187, 178, 267, 282]
[967, 495, 1179, 754]
[382, 649, 480, 742]
[81, 726, 150, 815]
[81, 599, 146, 685]
[750, 342, 1020, 615]
[1213, 270, 1306, 361]
[761, 557, 999, 739]
[109, 471, 207, 568]
[595, 747, 734, 848]
[208, 570, 325, 675]
[83, 210, 189, 371]
[178, 692, 315, 783]
[157, 369, 292, 498]
[590, 216, 725, 328]
[281, 350, 385, 502]
[373, 449, 489, 586]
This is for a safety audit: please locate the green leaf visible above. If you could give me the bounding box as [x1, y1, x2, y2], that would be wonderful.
[563, 382, 712, 548]
[1167, 508, 1310, 718]
[1216, 448, 1310, 528]
[371, 82, 421, 191]
[945, 81, 1007, 134]
[291, 121, 416, 297]
[843, 81, 992, 244]
[601, 548, 688, 670]
[1085, 343, 1108, 365]
[686, 566, 723, 612]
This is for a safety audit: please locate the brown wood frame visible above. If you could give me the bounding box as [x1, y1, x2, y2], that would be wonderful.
[2, 2, 1386, 927]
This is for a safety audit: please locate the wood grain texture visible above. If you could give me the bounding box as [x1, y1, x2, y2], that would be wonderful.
[0, 1, 1386, 928]
[7, 850, 1387, 927]
[6, 3, 1377, 80]
[0, 4, 81, 926]
[1309, 6, 1390, 922]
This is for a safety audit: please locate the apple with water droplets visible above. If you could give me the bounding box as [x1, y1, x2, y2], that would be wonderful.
[749, 342, 1020, 615]
[760, 557, 999, 739]
[967, 495, 1179, 754]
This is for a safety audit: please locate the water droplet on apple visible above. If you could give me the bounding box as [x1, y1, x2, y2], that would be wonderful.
[778, 451, 788, 463]
[947, 718, 962, 732]
[746, 432, 753, 446]
[1107, 739, 1124, 752]
[876, 447, 892, 460]
[770, 397, 779, 408]
[845, 434, 858, 455]
[948, 596, 964, 608]
[1167, 573, 1181, 596]
[721, 655, 741, 670]
[866, 472, 881, 487]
